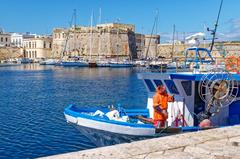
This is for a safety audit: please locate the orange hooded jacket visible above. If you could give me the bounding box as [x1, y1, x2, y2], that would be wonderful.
[153, 90, 173, 121]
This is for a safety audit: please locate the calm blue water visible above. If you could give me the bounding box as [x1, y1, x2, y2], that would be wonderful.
[0, 64, 147, 159]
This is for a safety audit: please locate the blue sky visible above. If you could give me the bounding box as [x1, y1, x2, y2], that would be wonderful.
[0, 0, 240, 42]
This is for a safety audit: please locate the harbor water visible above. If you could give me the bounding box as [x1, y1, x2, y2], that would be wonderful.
[0, 64, 148, 159]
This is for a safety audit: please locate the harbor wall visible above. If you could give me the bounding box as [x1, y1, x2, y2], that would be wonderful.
[40, 125, 240, 159]
[157, 42, 240, 61]
[0, 47, 22, 60]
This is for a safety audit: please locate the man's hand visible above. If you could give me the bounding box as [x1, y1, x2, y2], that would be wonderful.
[168, 95, 174, 102]
[154, 106, 162, 113]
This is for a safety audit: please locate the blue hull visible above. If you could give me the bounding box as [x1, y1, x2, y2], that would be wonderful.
[60, 62, 89, 67]
[64, 105, 210, 136]
[109, 63, 133, 68]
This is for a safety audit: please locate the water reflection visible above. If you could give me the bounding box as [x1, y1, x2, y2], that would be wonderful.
[0, 64, 147, 158]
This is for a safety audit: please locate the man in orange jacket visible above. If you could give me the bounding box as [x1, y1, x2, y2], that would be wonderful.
[153, 85, 174, 128]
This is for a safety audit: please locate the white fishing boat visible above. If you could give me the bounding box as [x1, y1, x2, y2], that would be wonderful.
[65, 53, 240, 138]
[65, 33, 240, 138]
[64, 0, 240, 143]
[65, 105, 156, 136]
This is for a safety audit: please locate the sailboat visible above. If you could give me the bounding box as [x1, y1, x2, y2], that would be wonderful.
[39, 59, 57, 65]
[109, 27, 133, 68]
[88, 11, 98, 68]
[144, 10, 167, 72]
[59, 10, 89, 67]
[109, 61, 133, 68]
[94, 9, 111, 67]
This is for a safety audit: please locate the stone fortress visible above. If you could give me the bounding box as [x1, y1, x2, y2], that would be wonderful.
[52, 23, 138, 60]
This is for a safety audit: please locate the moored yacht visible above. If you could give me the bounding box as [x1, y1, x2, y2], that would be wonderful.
[109, 60, 133, 68]
[59, 60, 89, 67]
[39, 59, 57, 65]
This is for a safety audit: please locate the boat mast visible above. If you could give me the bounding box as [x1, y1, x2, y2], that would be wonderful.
[141, 27, 144, 59]
[208, 0, 223, 52]
[61, 10, 75, 60]
[171, 24, 175, 62]
[61, 32, 69, 60]
[145, 10, 158, 60]
[117, 27, 119, 62]
[89, 11, 93, 61]
[98, 8, 102, 61]
[98, 8, 102, 24]
[73, 9, 77, 57]
[155, 9, 159, 59]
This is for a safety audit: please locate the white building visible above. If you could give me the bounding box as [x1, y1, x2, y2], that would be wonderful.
[23, 35, 52, 59]
[0, 31, 11, 47]
[11, 32, 35, 47]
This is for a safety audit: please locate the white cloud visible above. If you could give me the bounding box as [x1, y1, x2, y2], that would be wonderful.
[160, 32, 199, 43]
[160, 18, 240, 42]
[218, 18, 240, 41]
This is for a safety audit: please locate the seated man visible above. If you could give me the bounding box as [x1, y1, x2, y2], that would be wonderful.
[153, 85, 174, 128]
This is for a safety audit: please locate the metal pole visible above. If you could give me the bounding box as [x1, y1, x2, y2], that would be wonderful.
[171, 24, 175, 62]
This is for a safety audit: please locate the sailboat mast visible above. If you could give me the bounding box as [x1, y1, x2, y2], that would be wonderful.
[171, 24, 175, 62]
[209, 0, 223, 52]
[117, 27, 119, 62]
[145, 10, 158, 59]
[155, 9, 159, 59]
[141, 27, 144, 59]
[98, 8, 102, 61]
[90, 11, 93, 60]
[73, 9, 77, 57]
[99, 8, 102, 24]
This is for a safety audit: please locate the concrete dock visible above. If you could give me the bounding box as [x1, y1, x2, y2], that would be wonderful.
[41, 125, 240, 159]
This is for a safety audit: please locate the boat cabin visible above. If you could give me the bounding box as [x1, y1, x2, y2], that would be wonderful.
[139, 45, 240, 127]
[138, 72, 240, 127]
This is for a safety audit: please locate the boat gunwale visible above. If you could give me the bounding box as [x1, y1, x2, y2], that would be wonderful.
[64, 104, 155, 128]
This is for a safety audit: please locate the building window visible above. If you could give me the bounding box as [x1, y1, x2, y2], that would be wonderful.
[153, 80, 163, 87]
[35, 51, 37, 58]
[43, 41, 46, 48]
[164, 80, 179, 94]
[1, 37, 3, 42]
[49, 42, 51, 48]
[144, 79, 156, 92]
[5, 37, 8, 42]
[181, 81, 192, 96]
[29, 42, 31, 48]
